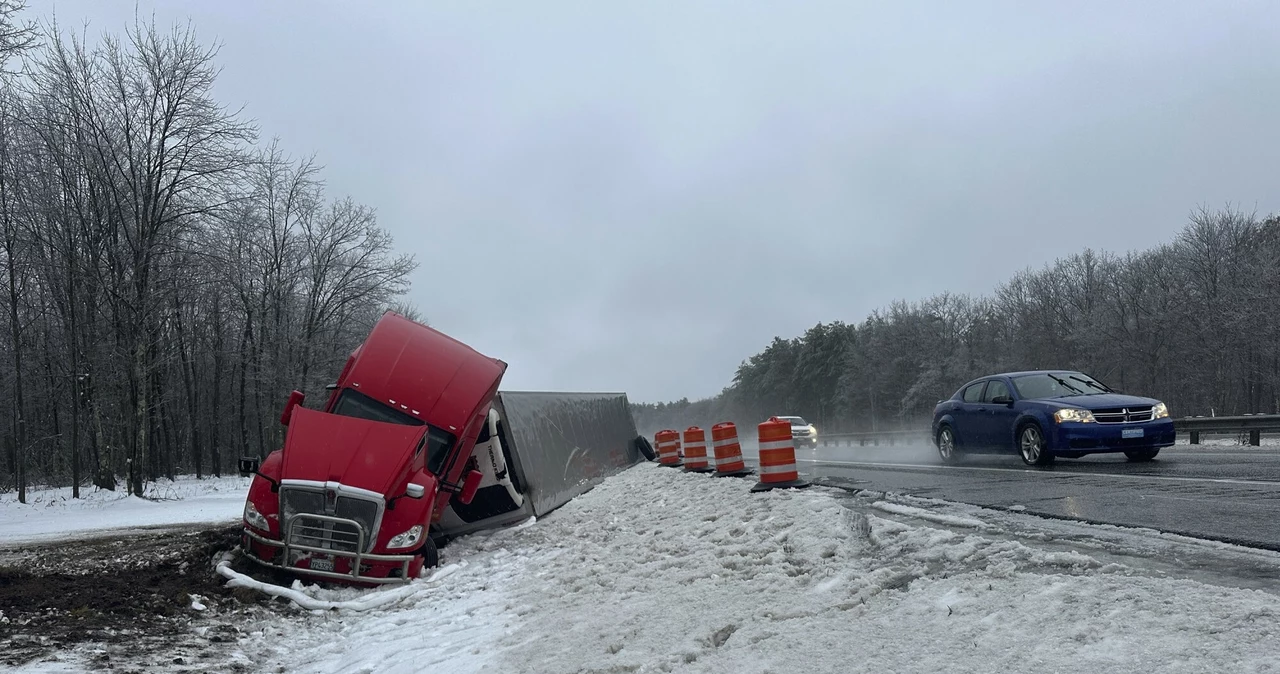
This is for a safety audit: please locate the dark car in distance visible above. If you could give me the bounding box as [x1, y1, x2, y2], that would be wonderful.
[931, 370, 1174, 466]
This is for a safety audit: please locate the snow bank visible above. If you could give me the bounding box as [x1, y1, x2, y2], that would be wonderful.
[0, 475, 250, 546]
[238, 464, 1280, 673]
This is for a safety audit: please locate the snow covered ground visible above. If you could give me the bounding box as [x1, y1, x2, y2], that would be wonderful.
[0, 475, 250, 546]
[206, 464, 1280, 673]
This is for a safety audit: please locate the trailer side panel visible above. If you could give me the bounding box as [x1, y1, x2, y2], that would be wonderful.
[496, 391, 641, 518]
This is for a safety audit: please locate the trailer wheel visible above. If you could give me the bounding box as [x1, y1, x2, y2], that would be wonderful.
[634, 435, 657, 461]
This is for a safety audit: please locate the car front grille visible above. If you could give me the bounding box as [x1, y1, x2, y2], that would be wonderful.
[1093, 407, 1154, 424]
[280, 487, 381, 553]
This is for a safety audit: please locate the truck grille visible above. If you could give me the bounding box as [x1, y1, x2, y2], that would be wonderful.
[1093, 407, 1154, 424]
[280, 487, 381, 553]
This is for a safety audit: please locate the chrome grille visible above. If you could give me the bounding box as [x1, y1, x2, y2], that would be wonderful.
[280, 487, 382, 553]
[1093, 407, 1154, 424]
[289, 515, 364, 553]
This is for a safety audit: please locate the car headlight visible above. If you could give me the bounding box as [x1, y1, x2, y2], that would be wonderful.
[1151, 402, 1169, 420]
[387, 525, 424, 550]
[808, 425, 817, 437]
[1054, 408, 1096, 424]
[243, 501, 270, 532]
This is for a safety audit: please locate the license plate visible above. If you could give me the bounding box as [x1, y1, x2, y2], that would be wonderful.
[1122, 428, 1145, 439]
[310, 555, 335, 572]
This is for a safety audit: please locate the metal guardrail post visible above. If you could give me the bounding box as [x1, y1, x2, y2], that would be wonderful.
[1190, 431, 1200, 445]
[1251, 430, 1261, 446]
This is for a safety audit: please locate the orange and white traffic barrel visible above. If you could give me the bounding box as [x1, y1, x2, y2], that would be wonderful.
[681, 426, 714, 473]
[751, 416, 810, 492]
[710, 422, 753, 477]
[655, 429, 682, 467]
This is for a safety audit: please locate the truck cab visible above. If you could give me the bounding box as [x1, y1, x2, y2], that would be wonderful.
[240, 311, 505, 584]
[239, 310, 647, 586]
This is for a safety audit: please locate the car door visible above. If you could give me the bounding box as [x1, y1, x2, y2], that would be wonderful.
[951, 381, 988, 449]
[979, 378, 1018, 449]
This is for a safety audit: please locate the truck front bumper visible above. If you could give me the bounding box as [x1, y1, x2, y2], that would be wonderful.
[241, 516, 417, 585]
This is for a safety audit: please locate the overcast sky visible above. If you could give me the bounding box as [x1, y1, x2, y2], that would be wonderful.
[26, 1, 1280, 402]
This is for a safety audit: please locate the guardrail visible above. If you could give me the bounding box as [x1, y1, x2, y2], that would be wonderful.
[815, 429, 932, 447]
[814, 414, 1280, 448]
[1177, 414, 1280, 446]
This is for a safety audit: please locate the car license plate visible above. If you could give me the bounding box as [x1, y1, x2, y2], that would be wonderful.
[310, 555, 334, 572]
[1122, 428, 1144, 439]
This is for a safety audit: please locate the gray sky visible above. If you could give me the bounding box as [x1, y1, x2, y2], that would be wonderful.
[28, 1, 1280, 402]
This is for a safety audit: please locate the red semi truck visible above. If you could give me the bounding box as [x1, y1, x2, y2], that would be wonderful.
[238, 311, 649, 585]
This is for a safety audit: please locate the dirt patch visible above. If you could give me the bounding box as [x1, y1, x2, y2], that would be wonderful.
[0, 525, 284, 672]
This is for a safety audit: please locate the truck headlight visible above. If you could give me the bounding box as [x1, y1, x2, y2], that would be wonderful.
[243, 501, 270, 532]
[1054, 408, 1096, 424]
[387, 525, 424, 550]
[808, 425, 817, 437]
[1151, 402, 1169, 420]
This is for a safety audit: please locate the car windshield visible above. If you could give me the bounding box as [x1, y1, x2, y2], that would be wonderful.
[1011, 372, 1113, 400]
[331, 388, 458, 473]
[781, 416, 807, 426]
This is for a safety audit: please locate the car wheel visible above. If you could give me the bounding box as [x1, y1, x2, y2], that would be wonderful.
[1124, 448, 1160, 462]
[1018, 424, 1053, 466]
[936, 426, 959, 465]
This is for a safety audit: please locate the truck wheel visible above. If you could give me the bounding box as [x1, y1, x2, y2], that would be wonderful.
[634, 435, 657, 461]
[419, 537, 440, 569]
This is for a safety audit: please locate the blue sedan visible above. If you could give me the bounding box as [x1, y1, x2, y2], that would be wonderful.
[931, 370, 1175, 466]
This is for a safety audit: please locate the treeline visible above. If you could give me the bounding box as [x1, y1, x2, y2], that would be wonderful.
[635, 208, 1280, 436]
[0, 7, 416, 499]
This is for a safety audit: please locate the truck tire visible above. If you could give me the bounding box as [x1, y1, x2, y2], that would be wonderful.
[635, 435, 657, 461]
[419, 537, 439, 570]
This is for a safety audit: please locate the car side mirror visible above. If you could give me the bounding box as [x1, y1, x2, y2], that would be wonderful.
[456, 469, 483, 505]
[280, 390, 305, 426]
[992, 395, 1014, 406]
[405, 483, 425, 499]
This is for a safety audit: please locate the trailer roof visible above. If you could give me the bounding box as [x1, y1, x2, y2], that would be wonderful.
[339, 311, 508, 435]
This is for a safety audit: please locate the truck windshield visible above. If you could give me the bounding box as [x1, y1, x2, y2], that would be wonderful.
[331, 388, 457, 473]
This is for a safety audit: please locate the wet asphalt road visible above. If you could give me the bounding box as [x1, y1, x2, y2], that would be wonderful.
[779, 444, 1280, 550]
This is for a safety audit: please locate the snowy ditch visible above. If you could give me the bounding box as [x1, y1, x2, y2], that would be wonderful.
[212, 463, 1280, 673]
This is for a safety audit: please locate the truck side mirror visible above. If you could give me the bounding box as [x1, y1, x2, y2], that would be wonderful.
[280, 390, 306, 426]
[238, 456, 260, 477]
[456, 470, 483, 505]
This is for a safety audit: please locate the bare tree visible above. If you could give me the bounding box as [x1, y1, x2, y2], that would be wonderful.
[0, 13, 419, 494]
